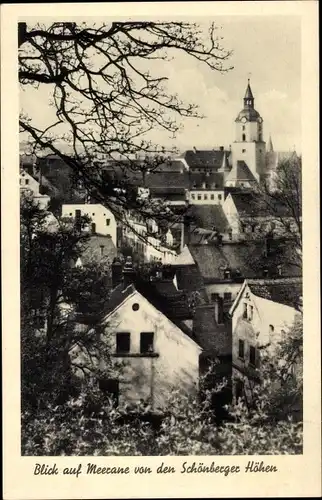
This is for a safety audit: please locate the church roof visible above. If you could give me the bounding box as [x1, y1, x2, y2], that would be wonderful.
[244, 81, 254, 99]
[236, 107, 260, 122]
[225, 161, 258, 183]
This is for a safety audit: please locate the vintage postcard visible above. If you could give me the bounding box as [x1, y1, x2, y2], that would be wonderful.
[2, 1, 320, 498]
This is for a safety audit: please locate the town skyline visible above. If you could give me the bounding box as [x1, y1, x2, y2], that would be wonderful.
[20, 16, 301, 155]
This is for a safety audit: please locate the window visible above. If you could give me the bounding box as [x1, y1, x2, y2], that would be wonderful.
[191, 194, 195, 200]
[204, 194, 208, 200]
[100, 245, 104, 256]
[69, 212, 72, 216]
[269, 324, 274, 337]
[210, 194, 214, 200]
[92, 212, 95, 216]
[75, 209, 81, 217]
[242, 125, 245, 131]
[211, 293, 218, 303]
[217, 296, 224, 324]
[197, 194, 202, 200]
[116, 332, 130, 354]
[25, 179, 29, 185]
[228, 229, 233, 241]
[132, 303, 140, 311]
[106, 218, 110, 226]
[249, 305, 254, 321]
[140, 332, 154, 353]
[218, 194, 222, 201]
[238, 339, 245, 359]
[235, 379, 244, 401]
[242, 134, 246, 142]
[91, 222, 96, 233]
[224, 292, 232, 303]
[224, 269, 231, 279]
[243, 303, 248, 319]
[242, 149, 246, 153]
[249, 346, 256, 367]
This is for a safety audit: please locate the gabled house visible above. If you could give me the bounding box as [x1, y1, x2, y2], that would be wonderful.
[71, 258, 202, 411]
[20, 170, 50, 210]
[228, 277, 302, 403]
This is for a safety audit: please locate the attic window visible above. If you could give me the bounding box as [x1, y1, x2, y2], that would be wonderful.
[210, 194, 214, 200]
[132, 303, 140, 312]
[106, 219, 110, 226]
[25, 179, 29, 185]
[218, 194, 222, 201]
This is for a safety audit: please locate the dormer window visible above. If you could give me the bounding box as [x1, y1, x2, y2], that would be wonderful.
[140, 332, 154, 354]
[224, 269, 231, 279]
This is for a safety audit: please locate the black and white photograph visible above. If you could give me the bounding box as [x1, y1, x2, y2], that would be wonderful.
[18, 13, 305, 457]
[2, 1, 320, 498]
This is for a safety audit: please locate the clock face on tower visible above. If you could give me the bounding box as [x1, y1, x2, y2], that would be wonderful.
[241, 117, 247, 123]
[258, 117, 263, 123]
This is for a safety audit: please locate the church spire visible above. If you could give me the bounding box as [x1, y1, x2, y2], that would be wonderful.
[244, 79, 254, 109]
[267, 135, 274, 152]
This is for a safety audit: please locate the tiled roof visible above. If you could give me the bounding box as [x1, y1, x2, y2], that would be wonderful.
[189, 239, 301, 282]
[189, 172, 224, 189]
[79, 234, 117, 266]
[248, 277, 302, 309]
[193, 305, 231, 356]
[145, 171, 189, 190]
[174, 265, 205, 294]
[184, 149, 229, 170]
[225, 161, 257, 183]
[189, 205, 230, 233]
[229, 191, 289, 218]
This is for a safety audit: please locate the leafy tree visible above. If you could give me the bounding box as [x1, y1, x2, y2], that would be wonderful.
[21, 326, 303, 455]
[19, 20, 233, 239]
[20, 197, 114, 410]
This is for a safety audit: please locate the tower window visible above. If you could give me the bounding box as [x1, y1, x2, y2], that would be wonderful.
[106, 218, 110, 226]
[242, 149, 246, 153]
[242, 134, 246, 142]
[197, 194, 202, 200]
[242, 125, 245, 131]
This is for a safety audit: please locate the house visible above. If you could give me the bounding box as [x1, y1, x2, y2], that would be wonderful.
[228, 277, 302, 404]
[20, 170, 50, 210]
[71, 258, 202, 411]
[222, 190, 298, 238]
[73, 234, 117, 268]
[61, 203, 117, 246]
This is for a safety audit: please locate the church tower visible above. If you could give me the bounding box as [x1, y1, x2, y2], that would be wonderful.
[230, 80, 266, 184]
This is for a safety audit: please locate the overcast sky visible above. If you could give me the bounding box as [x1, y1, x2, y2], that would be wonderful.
[20, 15, 301, 154]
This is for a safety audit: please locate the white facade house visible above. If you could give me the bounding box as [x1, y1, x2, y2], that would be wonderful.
[20, 171, 50, 210]
[188, 189, 224, 205]
[229, 277, 302, 402]
[61, 203, 117, 246]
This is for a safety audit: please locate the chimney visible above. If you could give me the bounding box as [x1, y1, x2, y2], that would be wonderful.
[219, 146, 224, 151]
[112, 257, 123, 288]
[123, 256, 136, 289]
[180, 213, 191, 252]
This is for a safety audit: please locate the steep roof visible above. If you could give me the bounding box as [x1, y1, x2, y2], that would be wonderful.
[145, 171, 189, 190]
[244, 82, 254, 99]
[225, 161, 258, 183]
[79, 234, 117, 266]
[247, 277, 302, 309]
[184, 149, 229, 170]
[190, 205, 230, 233]
[189, 239, 301, 282]
[174, 245, 195, 265]
[229, 190, 289, 218]
[189, 172, 224, 189]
